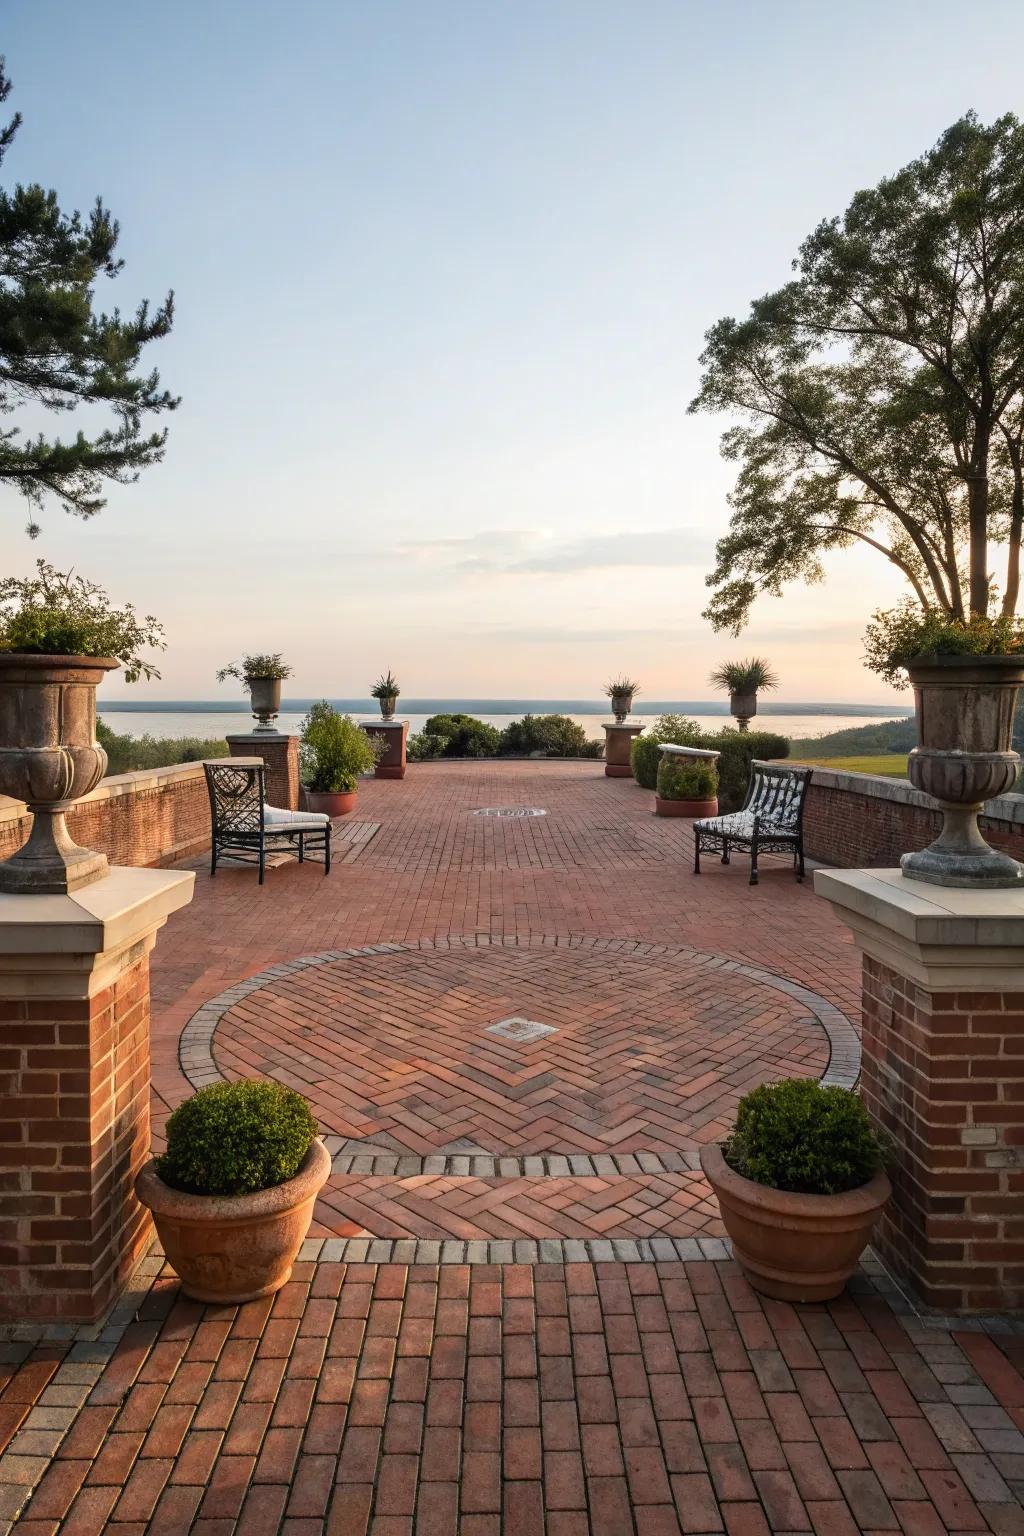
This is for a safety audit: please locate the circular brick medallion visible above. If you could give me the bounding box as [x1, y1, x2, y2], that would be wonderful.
[179, 937, 859, 1157]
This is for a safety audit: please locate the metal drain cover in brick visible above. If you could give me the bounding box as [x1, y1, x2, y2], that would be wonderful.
[474, 807, 547, 818]
[487, 1015, 557, 1041]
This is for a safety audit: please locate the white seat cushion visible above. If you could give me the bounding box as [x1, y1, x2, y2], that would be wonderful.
[263, 804, 330, 828]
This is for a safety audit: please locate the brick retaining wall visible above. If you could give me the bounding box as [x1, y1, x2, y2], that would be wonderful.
[0, 762, 210, 870]
[804, 766, 1024, 867]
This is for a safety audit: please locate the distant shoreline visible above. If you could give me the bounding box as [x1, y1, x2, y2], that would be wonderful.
[100, 697, 912, 718]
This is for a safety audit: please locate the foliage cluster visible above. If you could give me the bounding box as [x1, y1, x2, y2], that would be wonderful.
[300, 702, 378, 792]
[216, 654, 292, 684]
[704, 731, 791, 812]
[708, 657, 778, 696]
[497, 713, 602, 758]
[630, 715, 704, 789]
[370, 670, 400, 700]
[603, 675, 641, 700]
[96, 718, 227, 774]
[656, 757, 718, 801]
[157, 1080, 317, 1198]
[0, 560, 164, 681]
[408, 713, 502, 760]
[864, 604, 1024, 688]
[724, 1078, 885, 1196]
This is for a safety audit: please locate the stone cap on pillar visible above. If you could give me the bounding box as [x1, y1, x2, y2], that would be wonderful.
[226, 732, 296, 744]
[359, 719, 409, 728]
[602, 721, 645, 733]
[815, 865, 1024, 989]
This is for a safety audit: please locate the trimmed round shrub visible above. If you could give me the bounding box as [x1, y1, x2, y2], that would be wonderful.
[656, 758, 718, 801]
[407, 713, 500, 759]
[724, 1079, 884, 1196]
[704, 730, 789, 812]
[498, 713, 592, 757]
[631, 715, 704, 789]
[157, 1080, 318, 1197]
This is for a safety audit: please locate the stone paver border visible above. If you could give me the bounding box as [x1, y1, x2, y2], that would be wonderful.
[177, 934, 862, 1117]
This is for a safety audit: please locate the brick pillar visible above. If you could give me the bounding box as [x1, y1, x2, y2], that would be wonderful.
[602, 722, 644, 778]
[0, 867, 194, 1321]
[227, 733, 299, 809]
[817, 867, 1024, 1314]
[360, 719, 409, 779]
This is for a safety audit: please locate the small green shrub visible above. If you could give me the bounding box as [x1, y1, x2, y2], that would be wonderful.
[724, 1079, 884, 1196]
[705, 730, 790, 812]
[656, 757, 718, 800]
[216, 653, 292, 684]
[157, 1080, 318, 1197]
[300, 702, 378, 792]
[96, 719, 228, 774]
[407, 713, 500, 759]
[864, 602, 1024, 687]
[631, 715, 704, 789]
[498, 713, 593, 757]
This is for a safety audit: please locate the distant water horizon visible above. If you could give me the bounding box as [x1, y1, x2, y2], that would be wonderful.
[98, 698, 911, 744]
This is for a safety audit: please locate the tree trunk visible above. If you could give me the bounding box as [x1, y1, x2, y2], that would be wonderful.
[1003, 443, 1023, 617]
[968, 456, 990, 617]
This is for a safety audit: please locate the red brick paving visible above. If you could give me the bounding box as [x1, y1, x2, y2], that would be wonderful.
[5, 763, 1024, 1531]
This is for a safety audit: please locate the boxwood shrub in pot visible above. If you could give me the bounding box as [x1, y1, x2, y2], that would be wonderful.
[300, 701, 379, 814]
[654, 756, 718, 818]
[700, 1078, 890, 1302]
[135, 1080, 331, 1303]
[631, 715, 704, 789]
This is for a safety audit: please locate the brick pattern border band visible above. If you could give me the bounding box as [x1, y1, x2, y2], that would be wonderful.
[178, 934, 861, 1115]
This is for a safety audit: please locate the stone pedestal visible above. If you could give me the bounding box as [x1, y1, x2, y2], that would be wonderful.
[361, 719, 409, 780]
[602, 722, 644, 778]
[0, 866, 194, 1321]
[227, 733, 299, 809]
[816, 867, 1024, 1313]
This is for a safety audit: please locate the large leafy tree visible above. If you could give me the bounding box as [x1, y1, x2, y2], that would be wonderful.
[690, 112, 1024, 635]
[0, 60, 176, 536]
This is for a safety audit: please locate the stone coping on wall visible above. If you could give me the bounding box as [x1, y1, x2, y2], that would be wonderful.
[0, 759, 208, 827]
[805, 762, 1024, 825]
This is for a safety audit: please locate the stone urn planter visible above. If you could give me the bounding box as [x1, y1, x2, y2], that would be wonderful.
[610, 691, 634, 723]
[135, 1138, 331, 1304]
[249, 676, 282, 734]
[378, 695, 398, 720]
[0, 653, 117, 894]
[700, 1143, 891, 1302]
[305, 789, 357, 816]
[901, 654, 1024, 888]
[730, 691, 757, 732]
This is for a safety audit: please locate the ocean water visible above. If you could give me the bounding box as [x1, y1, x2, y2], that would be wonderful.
[98, 701, 910, 744]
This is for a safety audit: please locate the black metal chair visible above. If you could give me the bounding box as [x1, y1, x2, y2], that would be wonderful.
[203, 760, 331, 884]
[693, 762, 812, 886]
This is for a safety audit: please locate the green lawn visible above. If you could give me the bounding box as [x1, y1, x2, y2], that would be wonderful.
[791, 753, 909, 777]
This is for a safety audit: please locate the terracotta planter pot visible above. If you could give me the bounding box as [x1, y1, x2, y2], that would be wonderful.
[248, 676, 282, 734]
[700, 1143, 891, 1303]
[305, 789, 357, 816]
[0, 652, 118, 894]
[655, 796, 718, 818]
[136, 1139, 331, 1304]
[902, 654, 1024, 888]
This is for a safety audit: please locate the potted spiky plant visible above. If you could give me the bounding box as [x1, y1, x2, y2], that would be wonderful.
[370, 669, 400, 719]
[136, 1080, 330, 1303]
[700, 1079, 890, 1302]
[604, 675, 641, 723]
[0, 561, 164, 894]
[709, 657, 778, 732]
[216, 654, 293, 734]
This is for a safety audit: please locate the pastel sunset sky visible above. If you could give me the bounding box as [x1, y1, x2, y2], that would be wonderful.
[5, 0, 1024, 701]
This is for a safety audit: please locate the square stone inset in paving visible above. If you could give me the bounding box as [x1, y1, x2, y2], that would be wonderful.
[486, 1014, 557, 1041]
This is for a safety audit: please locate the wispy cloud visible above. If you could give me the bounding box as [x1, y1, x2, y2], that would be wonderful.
[398, 527, 715, 576]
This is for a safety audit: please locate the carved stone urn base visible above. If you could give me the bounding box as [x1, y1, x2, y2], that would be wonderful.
[0, 808, 109, 895]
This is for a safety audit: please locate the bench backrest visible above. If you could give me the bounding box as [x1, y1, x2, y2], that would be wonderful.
[204, 760, 267, 836]
[741, 761, 812, 830]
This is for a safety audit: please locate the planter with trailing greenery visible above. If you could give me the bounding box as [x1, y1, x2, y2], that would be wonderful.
[700, 1079, 890, 1302]
[216, 654, 293, 734]
[604, 675, 640, 723]
[631, 715, 704, 789]
[370, 669, 400, 719]
[0, 562, 164, 894]
[300, 702, 379, 814]
[654, 748, 719, 818]
[864, 609, 1024, 887]
[135, 1080, 330, 1303]
[709, 658, 778, 733]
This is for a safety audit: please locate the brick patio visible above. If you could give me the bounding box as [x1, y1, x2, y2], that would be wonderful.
[3, 761, 1024, 1533]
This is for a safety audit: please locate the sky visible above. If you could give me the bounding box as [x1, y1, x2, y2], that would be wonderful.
[4, 0, 1024, 703]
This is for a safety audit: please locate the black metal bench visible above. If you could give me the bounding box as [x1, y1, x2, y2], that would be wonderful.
[693, 762, 812, 886]
[204, 760, 332, 884]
